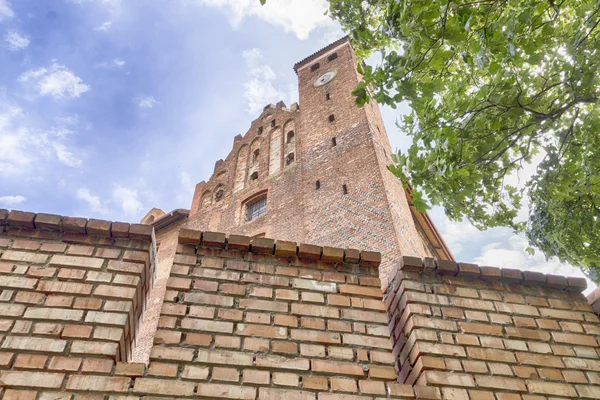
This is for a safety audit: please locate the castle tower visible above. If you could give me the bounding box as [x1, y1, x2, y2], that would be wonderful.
[149, 37, 452, 287]
[294, 37, 451, 283]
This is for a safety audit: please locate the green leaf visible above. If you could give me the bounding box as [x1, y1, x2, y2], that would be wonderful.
[326, 0, 600, 274]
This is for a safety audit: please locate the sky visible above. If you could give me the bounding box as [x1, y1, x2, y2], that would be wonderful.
[0, 0, 594, 293]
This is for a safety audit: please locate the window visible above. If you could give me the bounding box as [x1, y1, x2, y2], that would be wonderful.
[331, 137, 337, 147]
[311, 63, 320, 72]
[247, 196, 267, 221]
[287, 131, 295, 144]
[250, 171, 258, 180]
[258, 126, 263, 134]
[328, 114, 335, 122]
[215, 188, 224, 201]
[316, 180, 321, 190]
[328, 52, 338, 62]
[342, 184, 348, 195]
[285, 153, 295, 166]
[253, 149, 260, 162]
[271, 119, 276, 127]
[326, 93, 330, 101]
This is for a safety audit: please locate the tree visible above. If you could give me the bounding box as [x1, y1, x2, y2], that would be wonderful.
[333, 0, 600, 274]
[262, 0, 600, 275]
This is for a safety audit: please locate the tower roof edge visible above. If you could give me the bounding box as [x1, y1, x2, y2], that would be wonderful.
[293, 36, 350, 73]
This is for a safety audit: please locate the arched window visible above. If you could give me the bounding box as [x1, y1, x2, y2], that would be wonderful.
[253, 149, 260, 163]
[286, 131, 295, 144]
[269, 129, 282, 175]
[244, 193, 267, 222]
[234, 145, 249, 192]
[214, 186, 224, 202]
[250, 171, 259, 180]
[200, 190, 212, 208]
[285, 153, 295, 166]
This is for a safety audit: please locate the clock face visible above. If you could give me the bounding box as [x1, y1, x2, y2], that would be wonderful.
[314, 71, 337, 87]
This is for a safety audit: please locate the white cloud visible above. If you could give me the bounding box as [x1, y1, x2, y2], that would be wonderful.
[0, 102, 82, 174]
[93, 21, 112, 31]
[69, 0, 121, 8]
[242, 48, 296, 114]
[52, 142, 82, 167]
[76, 188, 108, 214]
[136, 96, 159, 108]
[56, 114, 80, 126]
[19, 63, 90, 99]
[0, 106, 32, 174]
[474, 235, 596, 295]
[5, 32, 30, 51]
[113, 185, 143, 216]
[0, 0, 14, 20]
[0, 195, 26, 207]
[191, 0, 333, 40]
[95, 59, 126, 69]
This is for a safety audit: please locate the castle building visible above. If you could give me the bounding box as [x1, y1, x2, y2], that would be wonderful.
[142, 37, 452, 291]
[1, 39, 599, 400]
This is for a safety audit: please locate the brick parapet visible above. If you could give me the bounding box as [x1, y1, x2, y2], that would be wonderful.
[385, 256, 600, 399]
[2, 223, 600, 399]
[140, 229, 427, 398]
[0, 210, 155, 371]
[0, 209, 153, 241]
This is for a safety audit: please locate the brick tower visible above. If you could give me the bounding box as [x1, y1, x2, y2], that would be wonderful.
[144, 37, 452, 287]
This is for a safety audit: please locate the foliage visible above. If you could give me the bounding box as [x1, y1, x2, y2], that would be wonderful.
[328, 0, 600, 273]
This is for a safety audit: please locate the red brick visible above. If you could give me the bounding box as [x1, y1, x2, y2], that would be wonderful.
[86, 219, 112, 236]
[133, 377, 195, 396]
[7, 211, 36, 228]
[178, 228, 202, 244]
[0, 371, 65, 388]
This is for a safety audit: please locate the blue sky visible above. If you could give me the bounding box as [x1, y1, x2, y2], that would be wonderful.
[0, 0, 593, 292]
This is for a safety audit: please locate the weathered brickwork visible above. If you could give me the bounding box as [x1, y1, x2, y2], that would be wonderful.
[133, 213, 187, 363]
[386, 256, 599, 399]
[1, 208, 599, 399]
[143, 229, 425, 399]
[178, 38, 451, 291]
[187, 102, 305, 243]
[0, 210, 155, 365]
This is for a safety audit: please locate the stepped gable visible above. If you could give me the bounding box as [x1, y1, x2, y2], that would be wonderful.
[190, 101, 300, 217]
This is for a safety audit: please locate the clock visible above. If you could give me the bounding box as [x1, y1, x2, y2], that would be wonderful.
[314, 71, 337, 87]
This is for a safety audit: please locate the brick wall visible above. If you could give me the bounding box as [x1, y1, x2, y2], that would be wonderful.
[140, 229, 424, 399]
[2, 208, 600, 399]
[0, 209, 155, 398]
[386, 256, 600, 399]
[132, 217, 186, 363]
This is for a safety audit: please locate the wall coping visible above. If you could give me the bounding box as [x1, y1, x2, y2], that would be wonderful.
[177, 228, 382, 268]
[391, 255, 588, 294]
[0, 209, 153, 241]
